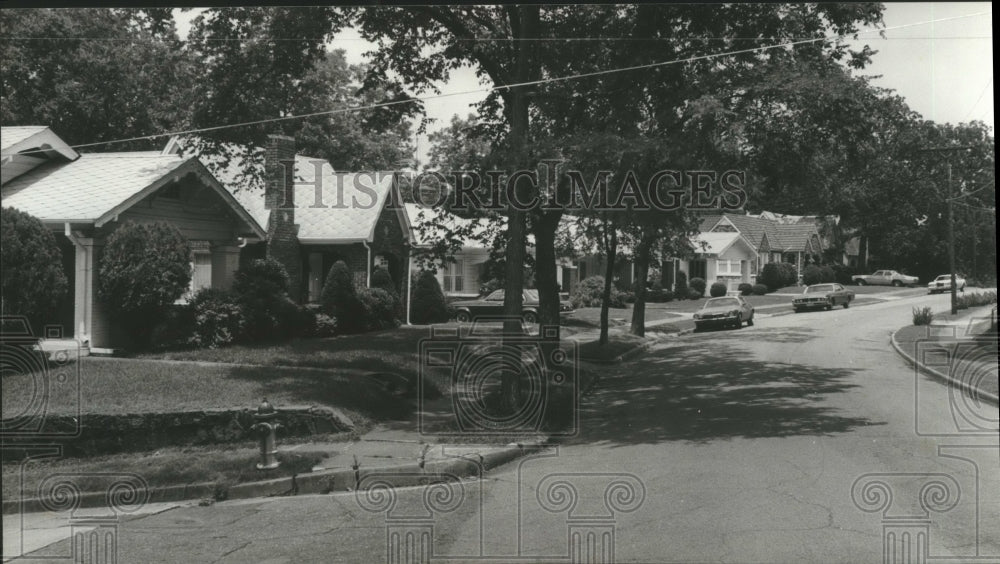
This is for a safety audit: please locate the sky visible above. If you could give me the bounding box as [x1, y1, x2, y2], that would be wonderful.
[175, 3, 994, 165]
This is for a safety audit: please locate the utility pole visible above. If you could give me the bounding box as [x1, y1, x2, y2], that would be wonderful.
[947, 163, 957, 314]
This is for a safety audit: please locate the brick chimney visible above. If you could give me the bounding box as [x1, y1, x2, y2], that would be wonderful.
[264, 134, 303, 302]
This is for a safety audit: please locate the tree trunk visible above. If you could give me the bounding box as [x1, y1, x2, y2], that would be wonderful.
[630, 229, 657, 337]
[533, 210, 563, 327]
[501, 5, 539, 411]
[600, 226, 618, 346]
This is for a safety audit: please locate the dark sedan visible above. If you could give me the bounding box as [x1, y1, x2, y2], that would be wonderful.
[694, 296, 755, 330]
[792, 283, 854, 312]
[451, 289, 574, 323]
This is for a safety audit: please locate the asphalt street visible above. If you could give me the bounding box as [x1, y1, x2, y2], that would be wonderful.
[10, 291, 999, 563]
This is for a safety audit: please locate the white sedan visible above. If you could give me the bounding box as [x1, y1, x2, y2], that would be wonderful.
[927, 274, 966, 293]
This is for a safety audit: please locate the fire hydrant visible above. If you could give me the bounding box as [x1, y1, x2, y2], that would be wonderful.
[251, 398, 281, 470]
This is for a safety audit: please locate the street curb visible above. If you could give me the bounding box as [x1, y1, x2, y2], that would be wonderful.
[889, 328, 999, 408]
[2, 441, 548, 515]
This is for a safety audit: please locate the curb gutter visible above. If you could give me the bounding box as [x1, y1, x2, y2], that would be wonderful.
[890, 329, 999, 407]
[3, 440, 548, 515]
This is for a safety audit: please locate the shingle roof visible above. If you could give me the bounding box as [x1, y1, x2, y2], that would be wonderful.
[717, 214, 785, 250]
[2, 153, 190, 221]
[166, 139, 401, 243]
[1, 126, 49, 152]
[774, 223, 821, 252]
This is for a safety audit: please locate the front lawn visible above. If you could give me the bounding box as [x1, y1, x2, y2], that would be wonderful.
[1, 355, 412, 425]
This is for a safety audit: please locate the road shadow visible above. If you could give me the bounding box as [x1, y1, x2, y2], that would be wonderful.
[568, 338, 881, 446]
[692, 326, 820, 344]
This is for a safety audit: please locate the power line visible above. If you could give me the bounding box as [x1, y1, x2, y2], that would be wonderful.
[9, 10, 991, 155]
[963, 76, 994, 121]
[1, 35, 994, 42]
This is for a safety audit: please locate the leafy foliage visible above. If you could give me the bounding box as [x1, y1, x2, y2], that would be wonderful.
[738, 283, 754, 296]
[410, 271, 449, 324]
[912, 307, 934, 326]
[231, 258, 300, 341]
[689, 277, 707, 297]
[0, 207, 69, 329]
[571, 276, 626, 309]
[674, 271, 688, 295]
[187, 289, 245, 349]
[98, 221, 191, 315]
[752, 284, 769, 296]
[320, 261, 366, 334]
[759, 263, 798, 291]
[358, 287, 402, 331]
[710, 282, 728, 297]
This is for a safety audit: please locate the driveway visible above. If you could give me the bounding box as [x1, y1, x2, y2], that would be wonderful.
[11, 292, 998, 563]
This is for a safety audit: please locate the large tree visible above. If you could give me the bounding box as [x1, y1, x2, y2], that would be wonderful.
[0, 8, 195, 150]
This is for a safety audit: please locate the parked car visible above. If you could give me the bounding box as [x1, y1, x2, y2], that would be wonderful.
[851, 269, 919, 287]
[693, 296, 754, 330]
[927, 274, 966, 294]
[451, 289, 574, 323]
[793, 283, 855, 312]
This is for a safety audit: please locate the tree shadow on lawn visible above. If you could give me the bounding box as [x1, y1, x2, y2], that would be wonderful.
[567, 338, 881, 446]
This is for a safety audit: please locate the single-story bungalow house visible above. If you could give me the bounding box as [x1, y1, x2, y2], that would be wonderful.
[1, 126, 265, 352]
[162, 136, 413, 303]
[665, 212, 826, 291]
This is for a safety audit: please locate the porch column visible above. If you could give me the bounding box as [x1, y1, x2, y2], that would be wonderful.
[211, 244, 242, 290]
[70, 238, 100, 346]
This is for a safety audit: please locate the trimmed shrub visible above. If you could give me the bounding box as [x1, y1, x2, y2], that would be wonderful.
[359, 287, 402, 330]
[320, 261, 366, 333]
[1, 207, 69, 330]
[710, 282, 727, 297]
[760, 262, 798, 291]
[411, 270, 450, 324]
[624, 291, 636, 303]
[689, 277, 706, 297]
[738, 283, 754, 296]
[148, 306, 196, 352]
[802, 265, 824, 286]
[687, 288, 702, 300]
[662, 290, 674, 302]
[912, 306, 934, 326]
[647, 280, 666, 303]
[752, 283, 768, 296]
[232, 258, 300, 341]
[98, 221, 191, 347]
[371, 267, 397, 295]
[187, 288, 245, 348]
[571, 275, 627, 309]
[674, 270, 688, 295]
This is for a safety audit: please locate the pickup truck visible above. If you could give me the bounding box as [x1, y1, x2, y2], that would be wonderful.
[851, 269, 919, 287]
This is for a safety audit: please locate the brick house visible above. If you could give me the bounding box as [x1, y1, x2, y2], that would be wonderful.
[1, 126, 266, 352]
[163, 135, 412, 303]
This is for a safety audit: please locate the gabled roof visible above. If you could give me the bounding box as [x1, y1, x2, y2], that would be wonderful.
[709, 213, 786, 251]
[773, 223, 821, 252]
[690, 231, 756, 256]
[1, 152, 265, 237]
[1, 126, 81, 185]
[165, 137, 403, 244]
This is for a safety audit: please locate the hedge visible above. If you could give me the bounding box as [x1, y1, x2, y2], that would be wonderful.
[710, 282, 728, 297]
[0, 207, 69, 330]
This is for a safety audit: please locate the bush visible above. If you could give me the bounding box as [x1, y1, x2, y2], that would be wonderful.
[359, 287, 402, 330]
[738, 283, 754, 296]
[148, 305, 196, 351]
[752, 284, 768, 296]
[830, 264, 857, 286]
[646, 280, 665, 303]
[571, 276, 627, 309]
[313, 313, 337, 337]
[819, 265, 836, 283]
[371, 267, 397, 295]
[187, 288, 245, 348]
[662, 290, 674, 302]
[955, 291, 998, 310]
[411, 270, 450, 324]
[687, 288, 702, 300]
[710, 282, 728, 297]
[1, 208, 69, 330]
[624, 291, 636, 303]
[689, 277, 706, 297]
[912, 306, 934, 326]
[98, 221, 191, 347]
[320, 261, 366, 333]
[232, 258, 301, 341]
[674, 270, 688, 295]
[759, 262, 799, 291]
[802, 265, 823, 286]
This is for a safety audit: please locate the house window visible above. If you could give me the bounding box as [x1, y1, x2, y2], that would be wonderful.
[443, 260, 464, 293]
[689, 260, 707, 280]
[717, 259, 740, 275]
